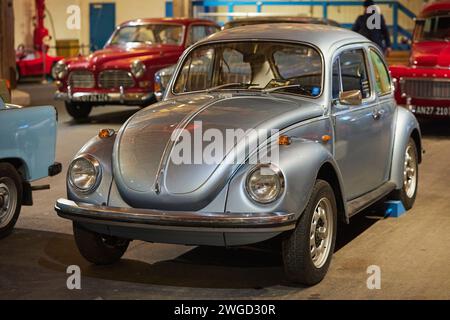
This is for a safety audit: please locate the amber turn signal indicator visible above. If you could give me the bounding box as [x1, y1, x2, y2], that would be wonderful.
[99, 128, 115, 139]
[278, 135, 292, 145]
[321, 135, 331, 143]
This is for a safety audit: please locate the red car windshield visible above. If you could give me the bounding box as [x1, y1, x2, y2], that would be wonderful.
[109, 24, 184, 46]
[414, 15, 450, 41]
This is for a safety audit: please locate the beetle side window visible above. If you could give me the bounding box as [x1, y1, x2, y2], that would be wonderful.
[332, 58, 341, 100]
[369, 49, 391, 95]
[339, 49, 371, 99]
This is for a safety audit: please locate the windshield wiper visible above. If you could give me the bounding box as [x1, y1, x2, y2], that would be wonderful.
[263, 84, 309, 94]
[207, 82, 260, 93]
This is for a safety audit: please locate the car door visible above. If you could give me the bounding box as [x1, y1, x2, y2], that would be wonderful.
[367, 46, 396, 183]
[332, 46, 387, 200]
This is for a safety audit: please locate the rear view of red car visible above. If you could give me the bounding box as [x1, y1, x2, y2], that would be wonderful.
[390, 1, 450, 119]
[54, 18, 219, 120]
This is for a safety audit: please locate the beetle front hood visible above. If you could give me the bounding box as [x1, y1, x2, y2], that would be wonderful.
[113, 92, 324, 210]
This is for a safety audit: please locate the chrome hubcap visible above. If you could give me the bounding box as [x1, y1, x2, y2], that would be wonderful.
[403, 145, 417, 198]
[0, 178, 17, 228]
[309, 197, 333, 268]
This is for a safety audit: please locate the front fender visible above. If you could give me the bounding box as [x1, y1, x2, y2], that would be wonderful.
[67, 135, 116, 205]
[225, 140, 347, 220]
[390, 107, 422, 190]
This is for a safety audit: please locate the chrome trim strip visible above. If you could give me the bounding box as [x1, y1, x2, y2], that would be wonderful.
[54, 91, 154, 103]
[55, 198, 296, 229]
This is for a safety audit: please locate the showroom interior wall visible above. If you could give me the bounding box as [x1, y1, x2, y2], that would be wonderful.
[14, 0, 165, 55]
[14, 0, 425, 55]
[213, 0, 424, 29]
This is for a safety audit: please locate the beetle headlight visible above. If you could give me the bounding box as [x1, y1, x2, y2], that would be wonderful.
[131, 60, 146, 79]
[54, 60, 68, 79]
[246, 164, 284, 204]
[68, 155, 101, 193]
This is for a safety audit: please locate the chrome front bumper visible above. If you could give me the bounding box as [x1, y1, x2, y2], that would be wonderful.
[55, 199, 296, 246]
[54, 90, 155, 105]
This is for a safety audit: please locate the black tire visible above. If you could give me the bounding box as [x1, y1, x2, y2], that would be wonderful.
[0, 163, 23, 239]
[15, 66, 21, 83]
[282, 179, 337, 285]
[65, 102, 92, 120]
[73, 222, 129, 265]
[391, 138, 419, 210]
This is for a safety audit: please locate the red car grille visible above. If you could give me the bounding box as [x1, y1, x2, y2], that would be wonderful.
[401, 78, 450, 100]
[98, 70, 135, 89]
[68, 71, 95, 88]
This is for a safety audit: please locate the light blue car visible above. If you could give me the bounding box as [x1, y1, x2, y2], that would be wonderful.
[0, 97, 61, 238]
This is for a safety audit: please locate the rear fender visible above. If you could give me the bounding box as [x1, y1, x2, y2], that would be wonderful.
[390, 107, 422, 189]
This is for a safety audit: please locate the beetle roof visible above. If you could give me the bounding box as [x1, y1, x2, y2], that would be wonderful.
[120, 17, 218, 27]
[201, 24, 369, 53]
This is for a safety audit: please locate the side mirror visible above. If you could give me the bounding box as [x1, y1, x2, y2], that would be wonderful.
[339, 90, 362, 106]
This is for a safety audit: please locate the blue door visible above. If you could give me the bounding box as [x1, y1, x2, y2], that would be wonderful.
[90, 3, 116, 51]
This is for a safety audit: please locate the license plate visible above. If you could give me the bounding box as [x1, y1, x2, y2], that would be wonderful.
[79, 94, 110, 102]
[414, 106, 450, 117]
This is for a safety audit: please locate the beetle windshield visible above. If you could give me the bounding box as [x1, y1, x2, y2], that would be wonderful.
[173, 41, 323, 97]
[414, 15, 450, 41]
[109, 24, 184, 46]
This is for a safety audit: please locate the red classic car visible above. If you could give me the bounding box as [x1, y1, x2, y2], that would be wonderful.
[390, 1, 450, 118]
[16, 47, 63, 81]
[54, 18, 220, 120]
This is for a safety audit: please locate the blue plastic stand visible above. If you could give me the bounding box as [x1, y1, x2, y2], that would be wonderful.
[384, 200, 406, 218]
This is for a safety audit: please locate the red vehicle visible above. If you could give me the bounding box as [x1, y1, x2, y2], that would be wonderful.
[16, 47, 63, 81]
[54, 18, 220, 120]
[390, 1, 450, 118]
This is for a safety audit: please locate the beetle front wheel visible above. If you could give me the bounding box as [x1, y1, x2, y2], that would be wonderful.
[282, 179, 337, 285]
[73, 222, 129, 265]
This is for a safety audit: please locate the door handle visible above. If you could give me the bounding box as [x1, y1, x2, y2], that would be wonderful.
[372, 109, 384, 120]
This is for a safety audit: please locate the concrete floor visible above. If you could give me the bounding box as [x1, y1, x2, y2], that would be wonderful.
[0, 82, 449, 300]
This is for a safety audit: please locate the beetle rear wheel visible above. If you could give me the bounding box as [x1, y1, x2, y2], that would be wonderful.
[282, 179, 337, 285]
[73, 222, 129, 265]
[391, 138, 418, 210]
[0, 163, 23, 239]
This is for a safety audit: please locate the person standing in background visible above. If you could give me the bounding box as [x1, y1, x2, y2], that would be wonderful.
[352, 0, 392, 56]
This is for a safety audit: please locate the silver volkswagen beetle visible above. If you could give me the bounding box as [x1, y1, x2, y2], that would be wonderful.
[55, 24, 421, 285]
